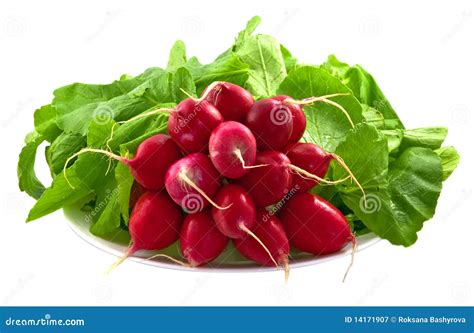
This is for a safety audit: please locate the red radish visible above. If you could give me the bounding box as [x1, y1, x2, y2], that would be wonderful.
[212, 184, 257, 238]
[272, 95, 306, 143]
[284, 142, 361, 192]
[180, 210, 229, 267]
[167, 98, 223, 154]
[209, 121, 263, 179]
[202, 82, 254, 122]
[108, 191, 183, 271]
[233, 210, 290, 279]
[238, 151, 293, 207]
[279, 192, 354, 254]
[212, 184, 279, 267]
[165, 153, 223, 213]
[245, 98, 294, 150]
[284, 142, 338, 191]
[279, 192, 357, 281]
[64, 134, 181, 191]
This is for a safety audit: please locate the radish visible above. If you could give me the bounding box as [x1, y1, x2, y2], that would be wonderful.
[180, 210, 229, 267]
[279, 192, 356, 280]
[64, 134, 181, 191]
[212, 184, 278, 266]
[108, 191, 183, 270]
[284, 142, 354, 191]
[167, 98, 223, 154]
[233, 210, 290, 280]
[245, 98, 294, 150]
[165, 153, 224, 213]
[209, 121, 264, 179]
[272, 95, 306, 143]
[211, 184, 256, 238]
[238, 149, 363, 207]
[202, 82, 254, 122]
[238, 151, 293, 207]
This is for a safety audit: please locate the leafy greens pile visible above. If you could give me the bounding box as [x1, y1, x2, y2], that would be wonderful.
[18, 16, 459, 247]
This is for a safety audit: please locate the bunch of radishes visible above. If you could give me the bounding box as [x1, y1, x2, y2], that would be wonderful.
[103, 82, 361, 277]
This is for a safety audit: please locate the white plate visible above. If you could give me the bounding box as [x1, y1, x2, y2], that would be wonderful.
[65, 206, 380, 272]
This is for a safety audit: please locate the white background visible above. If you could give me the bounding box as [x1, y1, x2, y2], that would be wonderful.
[1, 0, 473, 306]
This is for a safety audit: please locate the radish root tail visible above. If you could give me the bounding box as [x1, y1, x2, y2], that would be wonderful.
[234, 149, 268, 170]
[287, 164, 351, 185]
[118, 107, 174, 126]
[330, 154, 367, 206]
[145, 253, 191, 267]
[239, 223, 279, 268]
[106, 245, 136, 275]
[281, 257, 290, 283]
[179, 88, 199, 101]
[63, 148, 126, 189]
[180, 172, 232, 210]
[342, 234, 358, 282]
[285, 93, 355, 128]
[198, 81, 224, 102]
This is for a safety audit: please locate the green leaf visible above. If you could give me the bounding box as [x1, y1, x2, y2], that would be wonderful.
[18, 132, 46, 199]
[186, 54, 249, 94]
[118, 121, 168, 154]
[45, 132, 87, 175]
[90, 188, 121, 236]
[334, 124, 443, 246]
[236, 34, 287, 98]
[167, 40, 187, 72]
[233, 16, 261, 50]
[278, 66, 364, 152]
[381, 129, 403, 154]
[322, 55, 404, 129]
[399, 127, 448, 151]
[362, 104, 385, 129]
[435, 146, 460, 181]
[144, 67, 196, 103]
[53, 68, 169, 135]
[280, 44, 298, 74]
[26, 163, 93, 222]
[87, 170, 123, 236]
[115, 162, 134, 224]
[33, 105, 62, 142]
